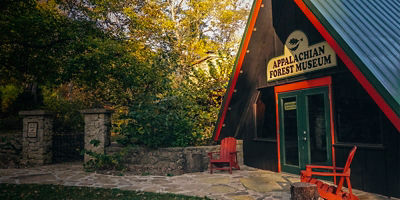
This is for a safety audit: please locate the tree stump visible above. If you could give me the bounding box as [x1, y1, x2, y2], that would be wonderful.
[290, 182, 319, 200]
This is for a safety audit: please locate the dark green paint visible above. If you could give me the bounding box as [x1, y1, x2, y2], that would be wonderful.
[278, 87, 332, 174]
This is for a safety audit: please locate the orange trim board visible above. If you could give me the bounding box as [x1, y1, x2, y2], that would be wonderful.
[294, 0, 400, 132]
[328, 83, 337, 184]
[274, 91, 281, 172]
[274, 76, 335, 172]
[274, 76, 331, 93]
[214, 0, 263, 141]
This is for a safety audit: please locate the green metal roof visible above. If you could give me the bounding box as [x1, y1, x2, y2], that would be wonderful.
[304, 0, 400, 116]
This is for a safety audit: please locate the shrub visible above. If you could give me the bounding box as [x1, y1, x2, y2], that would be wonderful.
[118, 96, 203, 149]
[83, 139, 127, 172]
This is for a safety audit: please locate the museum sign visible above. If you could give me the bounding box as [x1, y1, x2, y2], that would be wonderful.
[267, 30, 337, 82]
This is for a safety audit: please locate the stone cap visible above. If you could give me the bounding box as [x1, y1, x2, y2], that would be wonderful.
[80, 108, 114, 114]
[19, 110, 53, 116]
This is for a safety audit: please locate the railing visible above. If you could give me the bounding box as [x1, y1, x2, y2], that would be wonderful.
[52, 132, 84, 163]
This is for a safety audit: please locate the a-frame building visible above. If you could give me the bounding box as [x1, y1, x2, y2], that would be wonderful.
[213, 0, 400, 197]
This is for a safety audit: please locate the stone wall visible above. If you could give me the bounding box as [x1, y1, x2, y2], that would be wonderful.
[0, 132, 22, 168]
[106, 140, 243, 175]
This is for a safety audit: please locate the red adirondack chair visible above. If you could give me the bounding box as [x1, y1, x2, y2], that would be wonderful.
[300, 146, 358, 200]
[208, 137, 240, 174]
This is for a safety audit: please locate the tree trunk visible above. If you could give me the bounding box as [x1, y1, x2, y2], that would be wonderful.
[31, 82, 38, 105]
[290, 182, 319, 200]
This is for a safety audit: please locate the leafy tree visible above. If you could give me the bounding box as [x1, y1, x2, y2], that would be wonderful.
[54, 0, 249, 146]
[0, 0, 171, 130]
[1, 0, 250, 146]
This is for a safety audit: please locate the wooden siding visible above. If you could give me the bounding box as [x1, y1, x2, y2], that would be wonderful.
[216, 0, 400, 197]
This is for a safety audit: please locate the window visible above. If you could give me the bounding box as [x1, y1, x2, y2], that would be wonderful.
[254, 88, 276, 140]
[333, 73, 383, 144]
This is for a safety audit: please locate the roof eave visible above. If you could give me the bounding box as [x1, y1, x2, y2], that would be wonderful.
[294, 0, 400, 132]
[212, 0, 263, 141]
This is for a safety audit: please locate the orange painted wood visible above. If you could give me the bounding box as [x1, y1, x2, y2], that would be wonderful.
[300, 146, 358, 200]
[208, 137, 240, 174]
[274, 76, 331, 93]
[214, 0, 263, 141]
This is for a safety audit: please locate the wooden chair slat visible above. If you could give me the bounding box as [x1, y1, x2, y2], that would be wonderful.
[300, 146, 359, 200]
[208, 137, 240, 174]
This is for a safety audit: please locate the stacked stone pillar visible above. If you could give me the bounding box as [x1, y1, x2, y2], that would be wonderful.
[236, 139, 244, 166]
[81, 109, 113, 162]
[19, 110, 53, 166]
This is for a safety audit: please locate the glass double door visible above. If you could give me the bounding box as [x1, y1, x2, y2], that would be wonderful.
[278, 87, 332, 174]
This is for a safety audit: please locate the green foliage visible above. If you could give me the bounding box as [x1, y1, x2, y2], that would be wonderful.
[89, 139, 101, 147]
[0, 84, 23, 112]
[0, 0, 171, 131]
[118, 96, 202, 148]
[118, 51, 237, 149]
[0, 184, 211, 200]
[41, 86, 85, 132]
[1, 0, 92, 87]
[0, 0, 249, 148]
[83, 150, 125, 172]
[83, 140, 128, 172]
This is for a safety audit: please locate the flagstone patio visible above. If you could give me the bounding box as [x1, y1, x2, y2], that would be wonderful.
[0, 163, 395, 200]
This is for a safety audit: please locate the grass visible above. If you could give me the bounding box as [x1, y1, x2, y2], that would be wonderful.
[0, 184, 210, 200]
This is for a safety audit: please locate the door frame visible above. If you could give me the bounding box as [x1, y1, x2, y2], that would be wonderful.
[274, 76, 335, 173]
